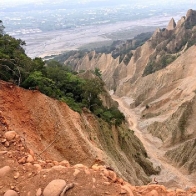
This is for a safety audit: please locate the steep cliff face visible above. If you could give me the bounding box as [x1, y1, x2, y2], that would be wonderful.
[59, 9, 196, 178]
[115, 10, 196, 175]
[0, 80, 159, 185]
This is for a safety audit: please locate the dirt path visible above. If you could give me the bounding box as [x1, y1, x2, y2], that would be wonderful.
[112, 95, 195, 189]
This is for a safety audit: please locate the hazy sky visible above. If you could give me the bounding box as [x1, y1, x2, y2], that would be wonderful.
[1, 0, 196, 7]
[1, 0, 195, 4]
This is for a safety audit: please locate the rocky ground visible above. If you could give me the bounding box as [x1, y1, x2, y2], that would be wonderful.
[0, 82, 196, 196]
[1, 129, 196, 196]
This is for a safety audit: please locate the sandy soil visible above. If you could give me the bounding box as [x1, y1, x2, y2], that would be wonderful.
[112, 95, 195, 189]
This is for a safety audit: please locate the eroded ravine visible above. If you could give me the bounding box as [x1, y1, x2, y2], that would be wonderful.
[111, 95, 195, 189]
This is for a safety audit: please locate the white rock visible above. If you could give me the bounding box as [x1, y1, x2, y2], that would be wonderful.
[34, 164, 42, 171]
[4, 190, 18, 196]
[43, 179, 66, 196]
[73, 169, 80, 177]
[4, 131, 16, 141]
[26, 155, 34, 163]
[36, 188, 42, 196]
[0, 166, 11, 177]
[13, 171, 20, 179]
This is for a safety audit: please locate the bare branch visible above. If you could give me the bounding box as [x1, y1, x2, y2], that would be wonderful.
[0, 58, 22, 86]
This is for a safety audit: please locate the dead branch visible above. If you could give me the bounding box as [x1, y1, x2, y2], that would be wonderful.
[38, 134, 59, 156]
[60, 183, 74, 196]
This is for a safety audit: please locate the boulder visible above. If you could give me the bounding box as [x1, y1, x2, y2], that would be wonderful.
[4, 190, 18, 196]
[0, 166, 11, 177]
[43, 179, 66, 196]
[4, 131, 17, 141]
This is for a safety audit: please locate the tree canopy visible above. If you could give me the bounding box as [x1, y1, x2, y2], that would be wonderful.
[0, 22, 125, 125]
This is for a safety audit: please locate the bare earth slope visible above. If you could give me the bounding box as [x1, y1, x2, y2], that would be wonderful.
[0, 80, 161, 190]
[0, 82, 196, 196]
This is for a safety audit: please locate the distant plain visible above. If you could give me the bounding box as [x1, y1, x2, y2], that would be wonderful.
[1, 0, 196, 58]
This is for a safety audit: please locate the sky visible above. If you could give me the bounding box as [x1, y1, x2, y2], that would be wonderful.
[0, 0, 196, 8]
[1, 0, 195, 4]
[1, 0, 196, 7]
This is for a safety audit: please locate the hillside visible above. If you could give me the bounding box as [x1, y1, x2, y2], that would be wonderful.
[0, 80, 159, 191]
[56, 9, 196, 188]
[1, 80, 196, 196]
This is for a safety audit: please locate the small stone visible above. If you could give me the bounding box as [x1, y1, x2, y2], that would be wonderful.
[4, 131, 16, 141]
[18, 157, 26, 164]
[0, 151, 7, 155]
[28, 173, 32, 177]
[120, 189, 127, 194]
[53, 161, 59, 166]
[73, 169, 80, 177]
[34, 164, 42, 171]
[43, 179, 66, 196]
[24, 163, 32, 167]
[103, 169, 109, 177]
[107, 171, 117, 182]
[0, 166, 11, 177]
[103, 182, 110, 185]
[26, 155, 34, 163]
[5, 141, 10, 147]
[118, 178, 124, 184]
[20, 147, 25, 151]
[52, 165, 66, 171]
[92, 164, 100, 171]
[10, 186, 15, 189]
[73, 164, 87, 169]
[146, 190, 159, 196]
[38, 160, 46, 165]
[13, 171, 20, 179]
[7, 152, 12, 158]
[4, 190, 18, 196]
[36, 188, 42, 196]
[29, 149, 35, 157]
[15, 135, 20, 140]
[121, 185, 134, 196]
[1, 138, 6, 143]
[176, 189, 185, 193]
[84, 168, 90, 175]
[47, 163, 54, 168]
[60, 160, 70, 167]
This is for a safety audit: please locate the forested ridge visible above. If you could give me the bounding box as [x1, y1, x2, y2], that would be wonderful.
[0, 21, 125, 125]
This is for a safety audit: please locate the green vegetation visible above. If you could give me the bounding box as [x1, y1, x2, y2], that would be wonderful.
[94, 107, 125, 126]
[178, 102, 192, 140]
[0, 20, 4, 34]
[143, 54, 177, 76]
[94, 67, 102, 78]
[0, 22, 125, 125]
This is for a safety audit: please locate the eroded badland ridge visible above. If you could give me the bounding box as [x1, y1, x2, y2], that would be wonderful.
[1, 9, 196, 196]
[56, 8, 196, 189]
